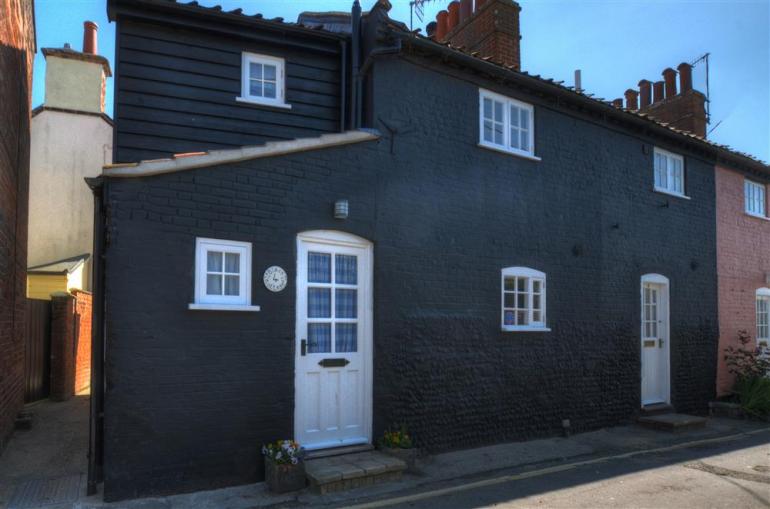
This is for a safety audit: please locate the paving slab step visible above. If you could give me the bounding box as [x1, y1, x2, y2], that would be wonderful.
[637, 413, 708, 432]
[305, 450, 406, 494]
[640, 403, 675, 416]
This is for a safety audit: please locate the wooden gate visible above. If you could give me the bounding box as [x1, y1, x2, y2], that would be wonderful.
[25, 298, 52, 402]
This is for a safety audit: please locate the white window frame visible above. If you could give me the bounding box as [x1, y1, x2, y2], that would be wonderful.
[744, 179, 767, 218]
[236, 52, 291, 109]
[756, 288, 770, 348]
[189, 238, 260, 312]
[479, 89, 539, 161]
[501, 267, 549, 332]
[653, 147, 687, 198]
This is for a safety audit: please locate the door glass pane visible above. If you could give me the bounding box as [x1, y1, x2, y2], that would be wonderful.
[224, 275, 239, 296]
[335, 255, 357, 284]
[336, 323, 357, 353]
[308, 252, 331, 283]
[308, 288, 331, 318]
[335, 289, 357, 318]
[225, 253, 239, 273]
[206, 274, 222, 295]
[207, 251, 223, 272]
[308, 323, 331, 353]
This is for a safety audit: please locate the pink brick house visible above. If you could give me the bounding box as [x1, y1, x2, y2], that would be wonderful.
[716, 164, 770, 395]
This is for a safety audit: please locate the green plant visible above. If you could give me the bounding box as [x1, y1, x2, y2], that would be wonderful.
[379, 425, 413, 449]
[262, 440, 303, 465]
[724, 330, 770, 417]
[733, 376, 770, 418]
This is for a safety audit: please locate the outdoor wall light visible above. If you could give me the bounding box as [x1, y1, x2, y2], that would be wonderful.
[334, 199, 349, 219]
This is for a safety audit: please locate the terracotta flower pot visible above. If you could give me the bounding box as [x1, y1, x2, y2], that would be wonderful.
[265, 458, 306, 493]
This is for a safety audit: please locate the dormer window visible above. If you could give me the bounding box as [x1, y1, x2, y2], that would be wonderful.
[236, 52, 290, 109]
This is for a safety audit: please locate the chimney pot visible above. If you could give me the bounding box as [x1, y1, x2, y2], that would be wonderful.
[436, 10, 449, 41]
[83, 21, 98, 55]
[447, 1, 461, 32]
[460, 0, 472, 22]
[662, 67, 677, 98]
[612, 98, 623, 108]
[638, 79, 652, 108]
[426, 21, 437, 38]
[624, 89, 639, 110]
[653, 81, 665, 103]
[677, 62, 693, 93]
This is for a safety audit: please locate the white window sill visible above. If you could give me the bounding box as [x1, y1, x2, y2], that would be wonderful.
[478, 142, 542, 162]
[188, 303, 261, 312]
[653, 188, 691, 200]
[235, 96, 292, 110]
[502, 326, 551, 332]
[744, 212, 770, 221]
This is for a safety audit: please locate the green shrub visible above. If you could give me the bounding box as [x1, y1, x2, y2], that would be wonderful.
[733, 376, 770, 418]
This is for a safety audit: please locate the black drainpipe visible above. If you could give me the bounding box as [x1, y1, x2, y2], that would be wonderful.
[350, 0, 361, 129]
[85, 176, 106, 495]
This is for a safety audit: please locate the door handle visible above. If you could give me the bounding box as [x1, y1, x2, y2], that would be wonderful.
[300, 339, 307, 356]
[659, 338, 665, 348]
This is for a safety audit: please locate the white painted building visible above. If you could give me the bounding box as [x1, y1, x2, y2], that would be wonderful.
[27, 22, 112, 297]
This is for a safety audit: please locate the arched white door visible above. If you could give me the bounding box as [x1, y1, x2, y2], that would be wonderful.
[294, 231, 373, 450]
[641, 274, 670, 406]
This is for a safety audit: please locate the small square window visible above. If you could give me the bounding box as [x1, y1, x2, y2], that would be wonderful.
[653, 148, 685, 197]
[237, 52, 289, 109]
[479, 89, 535, 159]
[193, 238, 252, 308]
[745, 180, 766, 218]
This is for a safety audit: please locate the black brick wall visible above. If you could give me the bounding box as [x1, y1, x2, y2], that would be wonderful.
[102, 56, 718, 500]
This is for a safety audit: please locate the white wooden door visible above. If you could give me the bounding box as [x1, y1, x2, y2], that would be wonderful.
[295, 232, 372, 450]
[641, 279, 670, 405]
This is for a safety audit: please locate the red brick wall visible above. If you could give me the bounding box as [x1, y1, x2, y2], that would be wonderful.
[641, 90, 707, 138]
[73, 290, 92, 393]
[446, 0, 521, 70]
[716, 165, 770, 395]
[0, 0, 34, 452]
[50, 291, 92, 401]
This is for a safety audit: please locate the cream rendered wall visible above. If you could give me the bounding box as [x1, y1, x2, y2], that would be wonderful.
[28, 110, 112, 289]
[45, 56, 105, 114]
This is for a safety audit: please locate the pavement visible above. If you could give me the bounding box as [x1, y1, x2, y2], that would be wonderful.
[0, 399, 768, 509]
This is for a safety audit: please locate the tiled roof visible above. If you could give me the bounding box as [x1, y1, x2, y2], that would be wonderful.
[121, 0, 348, 39]
[390, 27, 769, 172]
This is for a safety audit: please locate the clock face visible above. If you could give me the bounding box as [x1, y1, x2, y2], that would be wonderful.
[263, 266, 288, 292]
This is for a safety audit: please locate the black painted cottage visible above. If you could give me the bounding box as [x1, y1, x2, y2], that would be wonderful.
[90, 0, 760, 500]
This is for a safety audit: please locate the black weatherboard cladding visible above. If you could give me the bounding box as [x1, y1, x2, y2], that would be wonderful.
[114, 18, 343, 163]
[101, 56, 718, 499]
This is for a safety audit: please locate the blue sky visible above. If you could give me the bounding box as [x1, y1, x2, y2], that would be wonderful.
[33, 0, 769, 162]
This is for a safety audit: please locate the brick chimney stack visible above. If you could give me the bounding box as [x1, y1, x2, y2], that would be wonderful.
[621, 63, 707, 138]
[435, 0, 522, 71]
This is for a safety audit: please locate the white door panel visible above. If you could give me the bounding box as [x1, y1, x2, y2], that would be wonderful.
[641, 277, 670, 406]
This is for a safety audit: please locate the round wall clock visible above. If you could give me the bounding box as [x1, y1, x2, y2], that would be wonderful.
[263, 266, 288, 292]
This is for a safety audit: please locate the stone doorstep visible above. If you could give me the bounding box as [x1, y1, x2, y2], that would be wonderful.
[637, 413, 708, 432]
[305, 451, 407, 494]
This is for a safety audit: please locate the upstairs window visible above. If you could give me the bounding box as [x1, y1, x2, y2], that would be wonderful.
[745, 179, 766, 218]
[479, 89, 536, 159]
[653, 148, 685, 197]
[501, 267, 548, 332]
[237, 52, 289, 109]
[190, 238, 259, 311]
[757, 288, 770, 348]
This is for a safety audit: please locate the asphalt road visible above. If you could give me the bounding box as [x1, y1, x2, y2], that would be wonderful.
[377, 430, 770, 509]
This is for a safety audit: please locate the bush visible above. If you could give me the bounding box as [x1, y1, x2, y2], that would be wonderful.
[733, 376, 770, 418]
[724, 330, 770, 417]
